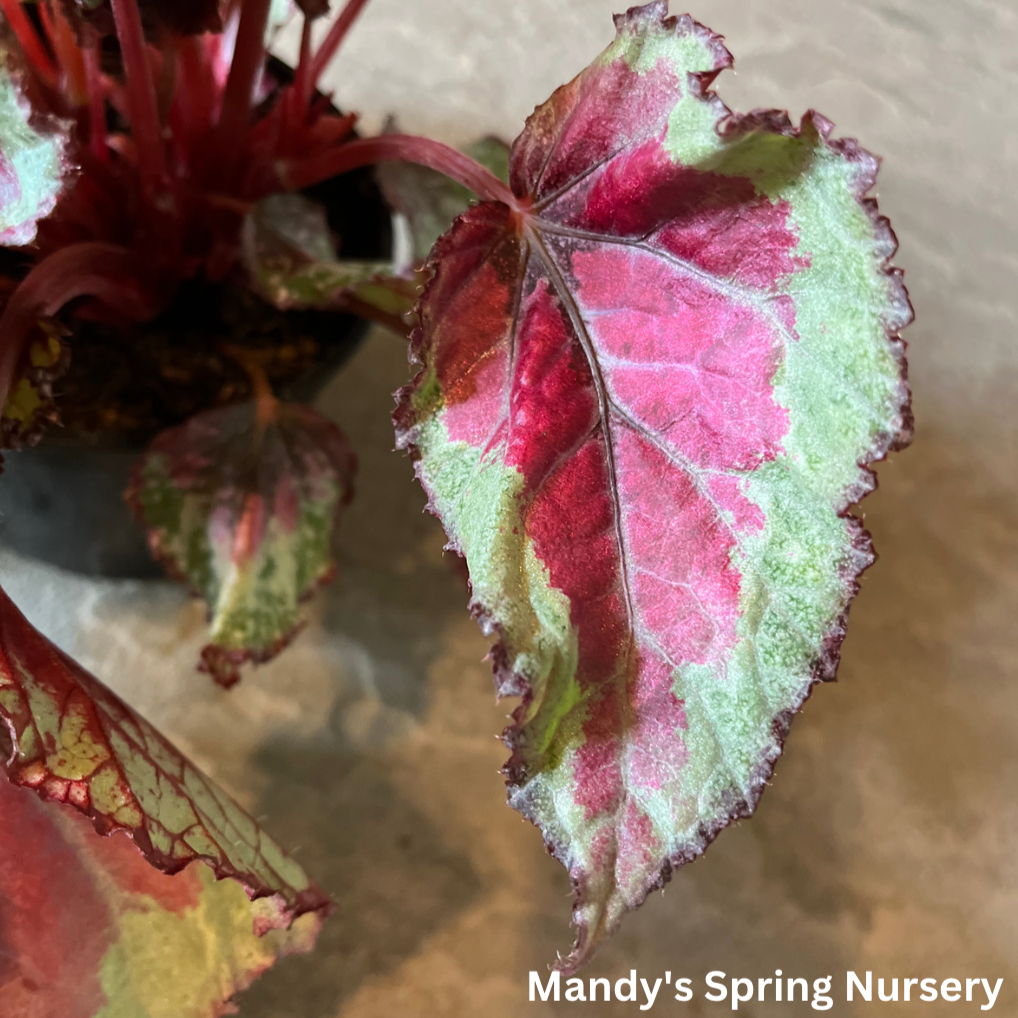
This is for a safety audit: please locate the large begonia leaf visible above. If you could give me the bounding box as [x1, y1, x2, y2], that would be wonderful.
[127, 399, 356, 687]
[0, 584, 332, 929]
[0, 775, 320, 1017]
[394, 2, 911, 970]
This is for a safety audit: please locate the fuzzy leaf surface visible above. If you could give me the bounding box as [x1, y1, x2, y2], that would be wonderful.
[128, 399, 355, 687]
[0, 584, 331, 927]
[0, 41, 68, 245]
[0, 775, 320, 1017]
[395, 2, 911, 970]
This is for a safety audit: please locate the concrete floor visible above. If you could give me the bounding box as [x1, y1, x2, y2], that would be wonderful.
[3, 0, 1017, 1014]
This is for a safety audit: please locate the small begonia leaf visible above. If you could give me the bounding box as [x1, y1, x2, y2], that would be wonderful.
[0, 775, 320, 1017]
[127, 399, 356, 687]
[0, 585, 331, 932]
[394, 3, 911, 970]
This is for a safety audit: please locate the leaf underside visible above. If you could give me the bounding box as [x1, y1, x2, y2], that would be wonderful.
[0, 585, 331, 932]
[127, 400, 356, 687]
[0, 776, 319, 1018]
[395, 2, 911, 971]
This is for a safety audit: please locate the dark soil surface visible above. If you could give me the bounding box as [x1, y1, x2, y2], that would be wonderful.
[56, 278, 359, 441]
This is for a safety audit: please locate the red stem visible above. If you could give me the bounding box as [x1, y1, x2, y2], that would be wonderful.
[0, 0, 57, 87]
[281, 134, 517, 207]
[0, 243, 152, 410]
[214, 0, 272, 179]
[82, 43, 108, 163]
[38, 0, 87, 106]
[172, 34, 213, 148]
[310, 0, 371, 84]
[293, 15, 314, 124]
[109, 0, 168, 193]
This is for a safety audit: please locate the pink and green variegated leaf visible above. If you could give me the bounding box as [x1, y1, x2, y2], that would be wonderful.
[127, 399, 355, 687]
[394, 2, 911, 971]
[0, 37, 69, 246]
[0, 776, 320, 1018]
[0, 584, 332, 930]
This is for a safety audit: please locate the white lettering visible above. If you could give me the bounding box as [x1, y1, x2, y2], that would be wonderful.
[732, 977, 754, 1010]
[904, 978, 918, 1000]
[878, 978, 898, 1002]
[812, 976, 833, 1011]
[982, 978, 1003, 1011]
[705, 971, 728, 1002]
[564, 978, 585, 1002]
[788, 978, 808, 1002]
[920, 977, 938, 1001]
[673, 978, 693, 1002]
[942, 978, 961, 1002]
[616, 970, 637, 1002]
[640, 977, 662, 1011]
[529, 970, 559, 1002]
[847, 971, 872, 1002]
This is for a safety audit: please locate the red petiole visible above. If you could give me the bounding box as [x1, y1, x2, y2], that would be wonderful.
[109, 0, 170, 196]
[281, 134, 519, 208]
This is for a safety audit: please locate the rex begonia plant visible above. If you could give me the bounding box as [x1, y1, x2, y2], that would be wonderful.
[0, 0, 911, 1013]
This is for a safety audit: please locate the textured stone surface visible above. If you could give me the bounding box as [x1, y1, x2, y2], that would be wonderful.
[3, 1, 1017, 1015]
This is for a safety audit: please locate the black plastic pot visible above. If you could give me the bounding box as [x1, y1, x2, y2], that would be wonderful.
[0, 158, 392, 579]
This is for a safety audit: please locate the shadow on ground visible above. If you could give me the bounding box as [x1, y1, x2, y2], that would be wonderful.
[235, 734, 482, 1017]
